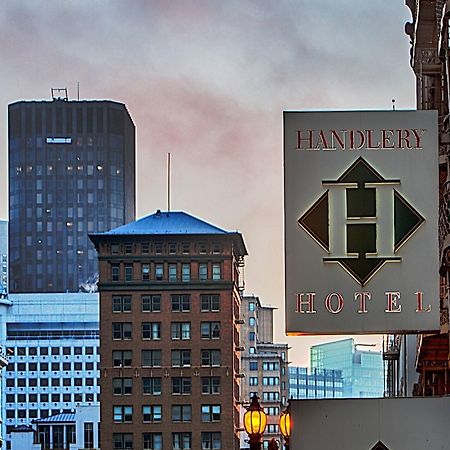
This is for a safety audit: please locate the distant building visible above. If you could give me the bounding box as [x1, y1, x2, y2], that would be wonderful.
[240, 295, 289, 450]
[9, 405, 99, 450]
[90, 210, 247, 450]
[8, 98, 135, 293]
[310, 338, 383, 398]
[0, 221, 7, 296]
[288, 366, 343, 399]
[1, 293, 99, 450]
[0, 342, 8, 449]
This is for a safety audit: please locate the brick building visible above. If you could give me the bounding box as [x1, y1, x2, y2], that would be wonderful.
[90, 210, 247, 450]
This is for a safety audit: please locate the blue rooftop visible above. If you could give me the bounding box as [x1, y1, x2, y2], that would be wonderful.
[101, 210, 232, 236]
[33, 412, 75, 424]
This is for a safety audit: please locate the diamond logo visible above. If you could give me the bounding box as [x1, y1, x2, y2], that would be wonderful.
[298, 157, 425, 286]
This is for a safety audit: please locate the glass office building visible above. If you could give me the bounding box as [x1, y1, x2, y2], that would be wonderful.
[8, 99, 135, 293]
[310, 338, 384, 398]
[288, 366, 344, 399]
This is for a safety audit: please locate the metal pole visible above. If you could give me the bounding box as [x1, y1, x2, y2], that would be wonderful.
[167, 152, 171, 212]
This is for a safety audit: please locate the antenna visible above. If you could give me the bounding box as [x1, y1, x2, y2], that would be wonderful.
[392, 99, 396, 111]
[167, 153, 171, 212]
[77, 82, 80, 101]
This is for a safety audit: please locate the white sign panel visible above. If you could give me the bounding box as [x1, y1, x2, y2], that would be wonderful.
[290, 397, 450, 450]
[284, 110, 439, 334]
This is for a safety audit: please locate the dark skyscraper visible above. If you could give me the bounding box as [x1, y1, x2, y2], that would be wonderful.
[8, 98, 135, 293]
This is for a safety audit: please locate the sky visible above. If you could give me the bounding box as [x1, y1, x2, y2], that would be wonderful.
[0, 0, 416, 366]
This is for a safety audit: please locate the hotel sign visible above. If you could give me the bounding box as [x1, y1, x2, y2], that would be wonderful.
[284, 111, 439, 334]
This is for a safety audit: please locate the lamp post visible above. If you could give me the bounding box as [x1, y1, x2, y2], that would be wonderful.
[244, 394, 267, 450]
[279, 403, 292, 450]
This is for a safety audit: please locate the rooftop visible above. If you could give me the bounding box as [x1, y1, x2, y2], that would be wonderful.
[90, 210, 248, 256]
[97, 210, 232, 236]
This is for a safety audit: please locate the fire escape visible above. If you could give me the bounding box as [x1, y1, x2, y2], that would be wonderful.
[392, 0, 450, 397]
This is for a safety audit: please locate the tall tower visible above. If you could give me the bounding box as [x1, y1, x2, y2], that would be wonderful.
[8, 97, 135, 293]
[90, 210, 247, 450]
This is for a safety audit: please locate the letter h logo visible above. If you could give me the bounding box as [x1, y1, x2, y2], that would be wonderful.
[298, 157, 425, 286]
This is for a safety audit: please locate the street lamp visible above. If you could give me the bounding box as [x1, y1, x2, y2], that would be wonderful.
[244, 394, 267, 450]
[279, 403, 292, 450]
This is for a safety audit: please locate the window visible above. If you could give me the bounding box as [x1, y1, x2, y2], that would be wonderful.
[154, 242, 163, 254]
[124, 243, 133, 254]
[143, 433, 162, 450]
[172, 432, 191, 450]
[201, 376, 221, 394]
[171, 294, 190, 312]
[142, 350, 162, 367]
[249, 301, 255, 311]
[201, 405, 221, 422]
[142, 264, 150, 280]
[171, 350, 191, 367]
[249, 377, 258, 386]
[212, 242, 221, 254]
[113, 296, 131, 312]
[142, 295, 161, 312]
[172, 377, 191, 395]
[199, 263, 208, 281]
[201, 349, 221, 367]
[111, 264, 120, 281]
[84, 423, 94, 449]
[171, 322, 191, 340]
[113, 433, 133, 449]
[168, 242, 177, 254]
[249, 331, 256, 341]
[201, 432, 221, 450]
[262, 362, 279, 371]
[182, 264, 190, 282]
[263, 391, 280, 401]
[201, 294, 220, 312]
[142, 322, 161, 340]
[172, 404, 192, 422]
[141, 243, 150, 254]
[113, 378, 132, 395]
[142, 377, 162, 395]
[181, 242, 190, 254]
[111, 244, 120, 254]
[265, 407, 280, 416]
[169, 264, 177, 281]
[249, 361, 258, 371]
[124, 264, 133, 281]
[201, 322, 220, 339]
[112, 350, 132, 367]
[263, 377, 279, 386]
[143, 405, 162, 423]
[267, 424, 279, 433]
[249, 317, 256, 326]
[199, 242, 207, 254]
[249, 346, 256, 354]
[113, 405, 133, 423]
[155, 264, 164, 280]
[113, 322, 132, 340]
[212, 263, 221, 280]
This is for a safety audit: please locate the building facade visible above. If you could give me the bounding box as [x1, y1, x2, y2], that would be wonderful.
[8, 98, 135, 293]
[1, 293, 100, 450]
[310, 338, 384, 398]
[90, 210, 247, 450]
[9, 405, 99, 450]
[240, 295, 289, 449]
[0, 221, 7, 297]
[288, 366, 343, 399]
[396, 0, 450, 397]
